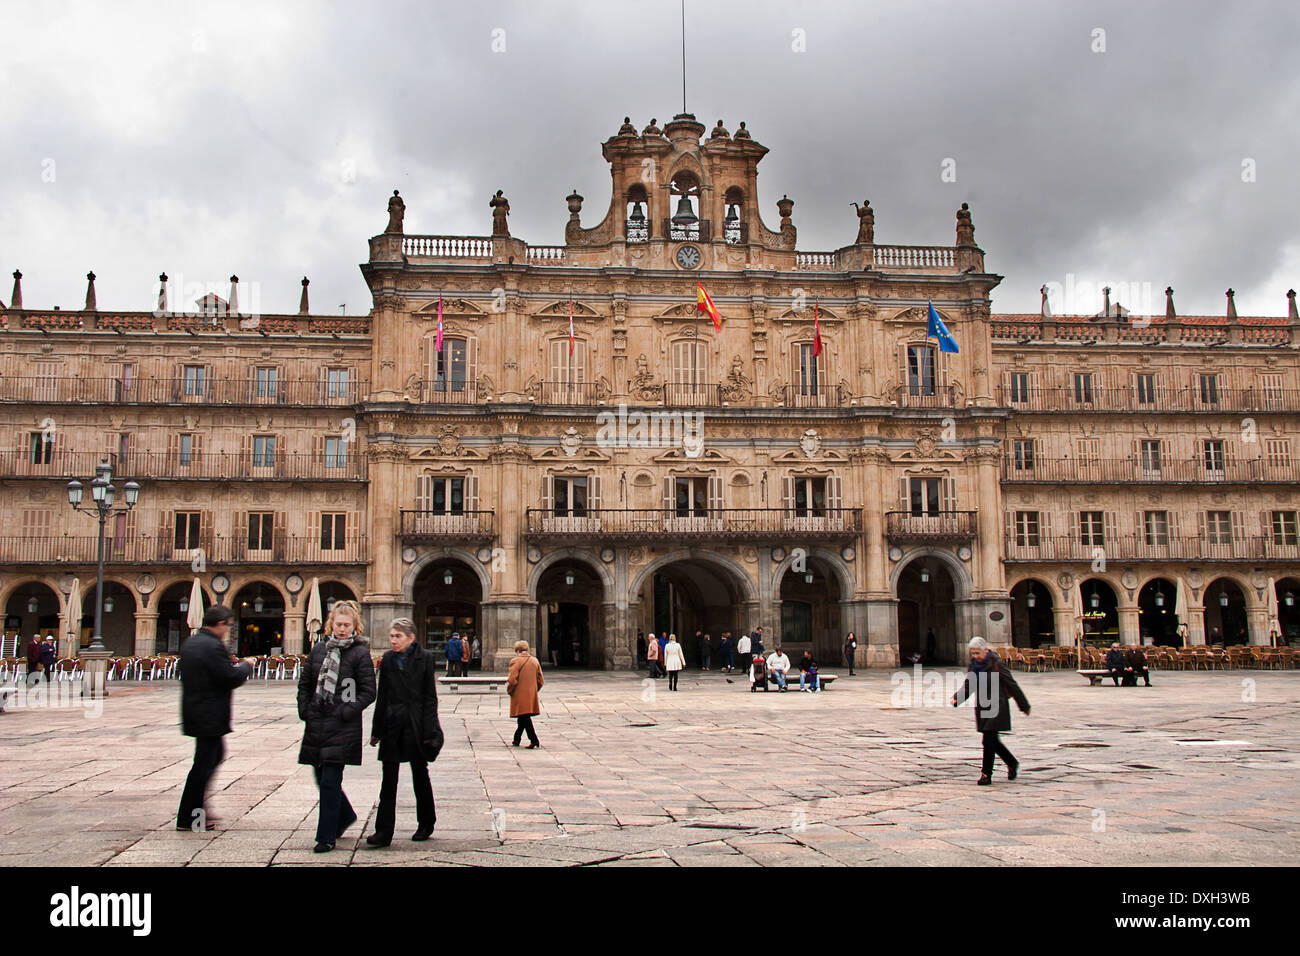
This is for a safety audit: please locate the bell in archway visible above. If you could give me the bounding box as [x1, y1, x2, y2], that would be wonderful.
[671, 194, 698, 225]
[725, 203, 739, 224]
[628, 201, 646, 223]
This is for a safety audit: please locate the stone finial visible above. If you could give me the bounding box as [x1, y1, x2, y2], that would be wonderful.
[618, 116, 636, 136]
[777, 194, 794, 225]
[84, 271, 97, 312]
[299, 277, 310, 315]
[710, 119, 730, 139]
[734, 121, 750, 140]
[386, 189, 405, 235]
[1226, 288, 1237, 321]
[566, 190, 584, 220]
[229, 275, 239, 315]
[1162, 286, 1175, 320]
[1288, 289, 1298, 322]
[642, 117, 662, 137]
[955, 202, 975, 245]
[157, 273, 169, 314]
[10, 269, 23, 310]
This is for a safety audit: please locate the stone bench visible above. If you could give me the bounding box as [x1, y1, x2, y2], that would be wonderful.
[1078, 669, 1122, 686]
[760, 673, 838, 691]
[438, 675, 507, 693]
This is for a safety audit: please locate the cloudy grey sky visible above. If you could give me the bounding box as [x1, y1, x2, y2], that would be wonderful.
[2, 0, 1297, 318]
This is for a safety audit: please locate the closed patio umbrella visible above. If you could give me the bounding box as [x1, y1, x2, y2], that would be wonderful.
[1175, 578, 1191, 648]
[1266, 577, 1281, 647]
[65, 577, 83, 658]
[186, 578, 204, 636]
[1072, 582, 1085, 668]
[305, 577, 323, 647]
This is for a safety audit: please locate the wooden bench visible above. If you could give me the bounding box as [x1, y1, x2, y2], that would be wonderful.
[763, 673, 837, 690]
[438, 675, 507, 693]
[1078, 669, 1127, 686]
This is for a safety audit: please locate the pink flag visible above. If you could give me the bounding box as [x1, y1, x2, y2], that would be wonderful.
[568, 297, 575, 356]
[435, 295, 444, 354]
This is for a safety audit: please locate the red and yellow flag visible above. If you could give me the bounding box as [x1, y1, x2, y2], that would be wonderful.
[813, 299, 823, 357]
[697, 282, 722, 331]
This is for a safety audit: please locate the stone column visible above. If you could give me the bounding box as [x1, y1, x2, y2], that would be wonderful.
[134, 611, 159, 657]
[364, 445, 404, 613]
[974, 447, 1004, 594]
[1188, 606, 1206, 645]
[1118, 606, 1140, 645]
[1052, 604, 1075, 647]
[864, 599, 898, 667]
[1247, 607, 1269, 646]
[860, 451, 889, 598]
[283, 612, 305, 655]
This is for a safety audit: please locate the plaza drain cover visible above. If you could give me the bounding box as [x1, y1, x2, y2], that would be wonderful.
[1058, 742, 1109, 748]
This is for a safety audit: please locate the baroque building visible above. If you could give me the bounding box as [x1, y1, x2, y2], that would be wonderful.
[2, 113, 1298, 669]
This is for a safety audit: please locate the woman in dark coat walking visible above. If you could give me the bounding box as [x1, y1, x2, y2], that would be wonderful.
[297, 600, 376, 852]
[365, 617, 443, 847]
[952, 636, 1030, 785]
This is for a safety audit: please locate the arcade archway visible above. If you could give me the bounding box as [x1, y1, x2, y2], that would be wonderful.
[413, 559, 482, 664]
[1203, 577, 1248, 645]
[1010, 578, 1055, 648]
[897, 557, 957, 665]
[155, 581, 214, 653]
[631, 553, 757, 668]
[1079, 578, 1119, 646]
[1138, 578, 1180, 646]
[3, 581, 62, 657]
[231, 581, 286, 656]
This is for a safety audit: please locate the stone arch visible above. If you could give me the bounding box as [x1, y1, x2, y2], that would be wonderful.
[771, 546, 855, 599]
[526, 548, 615, 602]
[1197, 572, 1259, 608]
[224, 575, 289, 608]
[402, 546, 493, 602]
[888, 547, 972, 601]
[627, 548, 759, 605]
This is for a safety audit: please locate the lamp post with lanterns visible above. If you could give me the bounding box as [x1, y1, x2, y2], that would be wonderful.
[66, 460, 140, 655]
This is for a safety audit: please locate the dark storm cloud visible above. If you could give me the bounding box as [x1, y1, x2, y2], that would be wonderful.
[1, 0, 1296, 317]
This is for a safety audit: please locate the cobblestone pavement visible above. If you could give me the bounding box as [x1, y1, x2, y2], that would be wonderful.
[1, 668, 1297, 867]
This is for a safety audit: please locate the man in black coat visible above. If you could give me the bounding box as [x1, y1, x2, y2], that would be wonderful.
[176, 605, 258, 830]
[952, 637, 1030, 785]
[365, 618, 443, 847]
[1105, 643, 1132, 686]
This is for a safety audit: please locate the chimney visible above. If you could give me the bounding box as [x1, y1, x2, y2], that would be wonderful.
[9, 270, 22, 311]
[299, 277, 310, 315]
[84, 271, 97, 312]
[1288, 289, 1297, 322]
[1226, 288, 1237, 321]
[157, 273, 168, 314]
[1101, 285, 1111, 318]
[229, 275, 239, 315]
[1165, 287, 1176, 320]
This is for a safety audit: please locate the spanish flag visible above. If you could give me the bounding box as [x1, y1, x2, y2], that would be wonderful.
[697, 282, 722, 331]
[812, 299, 823, 357]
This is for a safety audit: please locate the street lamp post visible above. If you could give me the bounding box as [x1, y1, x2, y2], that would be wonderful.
[66, 460, 141, 656]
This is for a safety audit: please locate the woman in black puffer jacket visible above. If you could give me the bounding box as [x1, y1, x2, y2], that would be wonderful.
[298, 600, 376, 852]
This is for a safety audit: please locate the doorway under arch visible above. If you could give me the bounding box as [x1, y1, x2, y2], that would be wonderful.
[1010, 578, 1055, 648]
[1138, 578, 1180, 646]
[897, 557, 958, 665]
[1203, 578, 1248, 645]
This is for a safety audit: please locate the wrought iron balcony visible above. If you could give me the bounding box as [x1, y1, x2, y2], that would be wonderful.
[534, 381, 606, 405]
[1003, 533, 1300, 563]
[886, 511, 977, 543]
[0, 534, 369, 565]
[0, 376, 368, 406]
[525, 507, 861, 542]
[0, 449, 367, 481]
[1001, 456, 1300, 484]
[398, 510, 495, 544]
[996, 385, 1300, 413]
[662, 219, 712, 242]
[776, 384, 847, 408]
[419, 381, 479, 404]
[891, 385, 958, 408]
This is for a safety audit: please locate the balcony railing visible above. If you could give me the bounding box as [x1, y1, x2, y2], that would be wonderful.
[525, 507, 861, 541]
[0, 450, 367, 481]
[776, 385, 847, 408]
[997, 385, 1300, 413]
[892, 385, 958, 408]
[535, 381, 605, 405]
[0, 534, 369, 565]
[402, 235, 494, 258]
[1003, 534, 1300, 563]
[398, 510, 495, 543]
[662, 219, 712, 242]
[0, 376, 368, 406]
[419, 381, 479, 404]
[886, 511, 978, 543]
[664, 382, 723, 407]
[1001, 457, 1300, 484]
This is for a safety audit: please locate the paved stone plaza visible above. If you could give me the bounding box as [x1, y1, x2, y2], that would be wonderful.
[1, 669, 1297, 867]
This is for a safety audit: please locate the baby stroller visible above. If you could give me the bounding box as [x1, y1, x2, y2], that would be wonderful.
[750, 656, 769, 692]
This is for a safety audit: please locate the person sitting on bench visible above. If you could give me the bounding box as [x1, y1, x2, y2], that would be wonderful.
[766, 646, 791, 691]
[1104, 643, 1132, 686]
[1126, 645, 1152, 686]
[798, 651, 820, 693]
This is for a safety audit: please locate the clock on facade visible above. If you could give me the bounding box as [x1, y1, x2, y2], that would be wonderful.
[675, 245, 701, 269]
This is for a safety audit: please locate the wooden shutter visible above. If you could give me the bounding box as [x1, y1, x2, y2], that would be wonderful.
[542, 474, 555, 513]
[662, 475, 675, 512]
[345, 511, 357, 557]
[200, 509, 214, 554]
[550, 340, 567, 386]
[167, 432, 179, 471]
[1231, 511, 1244, 541]
[588, 475, 602, 512]
[707, 474, 723, 514]
[157, 509, 172, 560]
[940, 477, 957, 513]
[1069, 510, 1081, 542]
[239, 434, 251, 478]
[1261, 510, 1272, 539]
[782, 475, 796, 515]
[827, 475, 843, 513]
[273, 511, 287, 561]
[1168, 511, 1181, 543]
[1040, 511, 1052, 544]
[1004, 509, 1017, 547]
[573, 340, 587, 384]
[1103, 511, 1118, 544]
[232, 510, 247, 560]
[1197, 511, 1207, 542]
[416, 475, 432, 511]
[898, 476, 910, 514]
[465, 474, 479, 514]
[465, 338, 478, 395]
[275, 433, 285, 475]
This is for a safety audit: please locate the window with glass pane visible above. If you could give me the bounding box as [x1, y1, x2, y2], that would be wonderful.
[794, 477, 827, 516]
[1073, 372, 1093, 404]
[1140, 439, 1162, 472]
[1009, 372, 1030, 403]
[183, 365, 205, 396]
[1199, 374, 1218, 404]
[1013, 439, 1035, 470]
[248, 512, 273, 550]
[1203, 440, 1225, 472]
[325, 437, 346, 469]
[1206, 511, 1232, 545]
[799, 344, 820, 396]
[179, 434, 193, 467]
[674, 476, 708, 517]
[909, 477, 940, 516]
[434, 341, 467, 392]
[907, 346, 936, 396]
[1136, 373, 1156, 404]
[253, 435, 275, 467]
[29, 432, 53, 465]
[1272, 511, 1298, 546]
[1015, 511, 1040, 547]
[1144, 511, 1169, 545]
[554, 477, 588, 517]
[321, 513, 346, 550]
[1079, 511, 1105, 546]
[431, 477, 465, 514]
[327, 368, 349, 398]
[255, 367, 278, 397]
[174, 512, 200, 550]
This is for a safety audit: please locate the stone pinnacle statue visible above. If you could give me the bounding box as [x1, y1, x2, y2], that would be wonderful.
[490, 189, 511, 237]
[386, 190, 405, 234]
[851, 200, 874, 244]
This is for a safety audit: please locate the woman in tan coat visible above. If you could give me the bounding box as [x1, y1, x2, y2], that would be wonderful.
[506, 640, 544, 749]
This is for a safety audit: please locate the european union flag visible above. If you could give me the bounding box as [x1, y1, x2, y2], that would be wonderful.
[927, 301, 959, 353]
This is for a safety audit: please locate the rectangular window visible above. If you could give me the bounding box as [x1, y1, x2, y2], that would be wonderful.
[327, 368, 350, 399]
[114, 364, 135, 401]
[909, 477, 941, 516]
[793, 477, 828, 517]
[429, 477, 466, 515]
[1206, 511, 1232, 546]
[907, 345, 936, 396]
[1073, 372, 1094, 404]
[179, 434, 193, 467]
[1203, 439, 1225, 473]
[1140, 439, 1162, 473]
[1079, 511, 1105, 547]
[1144, 510, 1169, 546]
[174, 512, 201, 550]
[1199, 373, 1219, 405]
[554, 476, 589, 517]
[798, 344, 820, 396]
[324, 437, 346, 469]
[247, 512, 274, 551]
[1009, 372, 1030, 404]
[434, 342, 467, 393]
[1015, 511, 1040, 547]
[321, 513, 346, 551]
[252, 435, 276, 467]
[674, 476, 709, 517]
[1272, 511, 1298, 546]
[183, 365, 205, 396]
[1135, 373, 1156, 404]
[28, 432, 54, 465]
[254, 367, 278, 398]
[1012, 439, 1035, 471]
